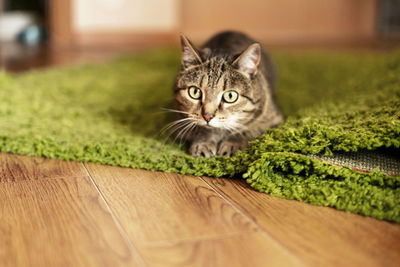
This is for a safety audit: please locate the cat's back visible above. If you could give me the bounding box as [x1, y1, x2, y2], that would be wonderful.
[202, 31, 277, 91]
[202, 31, 255, 54]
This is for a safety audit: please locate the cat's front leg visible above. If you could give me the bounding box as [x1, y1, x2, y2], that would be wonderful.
[217, 137, 248, 156]
[189, 140, 217, 158]
[188, 128, 221, 157]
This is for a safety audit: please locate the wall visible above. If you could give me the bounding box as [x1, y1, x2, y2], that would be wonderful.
[50, 0, 378, 47]
[51, 0, 180, 47]
[181, 0, 377, 44]
[72, 0, 179, 33]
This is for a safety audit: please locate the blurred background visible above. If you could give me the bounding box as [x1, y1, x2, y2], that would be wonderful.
[1, 0, 400, 72]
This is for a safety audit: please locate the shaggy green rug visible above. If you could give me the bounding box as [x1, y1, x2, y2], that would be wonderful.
[1, 48, 399, 223]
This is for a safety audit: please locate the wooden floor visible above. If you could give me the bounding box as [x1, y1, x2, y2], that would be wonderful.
[0, 152, 399, 267]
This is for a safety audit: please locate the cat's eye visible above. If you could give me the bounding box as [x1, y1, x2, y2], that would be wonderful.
[188, 86, 202, 100]
[222, 90, 239, 103]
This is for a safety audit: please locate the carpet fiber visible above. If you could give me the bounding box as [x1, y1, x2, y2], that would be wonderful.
[1, 49, 399, 222]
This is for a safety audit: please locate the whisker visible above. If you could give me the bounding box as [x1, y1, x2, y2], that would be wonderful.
[161, 108, 191, 115]
[223, 122, 248, 138]
[167, 121, 191, 137]
[159, 117, 192, 135]
[175, 121, 194, 144]
[179, 122, 197, 145]
[161, 120, 191, 145]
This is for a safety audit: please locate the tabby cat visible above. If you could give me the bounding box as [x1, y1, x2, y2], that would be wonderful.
[173, 31, 283, 157]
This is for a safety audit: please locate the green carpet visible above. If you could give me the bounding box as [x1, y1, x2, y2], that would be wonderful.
[1, 48, 399, 223]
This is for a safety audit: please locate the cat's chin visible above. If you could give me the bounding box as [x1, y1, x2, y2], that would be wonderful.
[203, 124, 225, 131]
[208, 120, 220, 128]
[202, 124, 214, 128]
[199, 122, 218, 129]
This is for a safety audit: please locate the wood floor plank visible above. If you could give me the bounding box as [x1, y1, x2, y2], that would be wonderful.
[0, 153, 87, 182]
[202, 177, 400, 267]
[84, 164, 259, 244]
[0, 166, 139, 266]
[138, 231, 303, 267]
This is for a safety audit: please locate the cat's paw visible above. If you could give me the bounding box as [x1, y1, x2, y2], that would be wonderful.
[189, 141, 217, 158]
[217, 140, 246, 156]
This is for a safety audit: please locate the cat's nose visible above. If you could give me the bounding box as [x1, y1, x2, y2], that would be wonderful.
[202, 112, 214, 122]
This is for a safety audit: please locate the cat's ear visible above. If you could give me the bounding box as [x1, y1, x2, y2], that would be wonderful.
[180, 34, 202, 69]
[232, 43, 261, 77]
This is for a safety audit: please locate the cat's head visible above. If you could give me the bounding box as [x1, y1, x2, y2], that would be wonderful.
[174, 34, 265, 133]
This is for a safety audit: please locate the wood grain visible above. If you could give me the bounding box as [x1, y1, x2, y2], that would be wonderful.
[202, 177, 400, 267]
[3, 151, 399, 266]
[85, 164, 304, 266]
[84, 164, 258, 245]
[0, 153, 140, 267]
[138, 231, 303, 267]
[0, 153, 86, 182]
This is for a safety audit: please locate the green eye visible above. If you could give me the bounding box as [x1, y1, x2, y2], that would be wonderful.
[188, 86, 202, 100]
[222, 90, 239, 103]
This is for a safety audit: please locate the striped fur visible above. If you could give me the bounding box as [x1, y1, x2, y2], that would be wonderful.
[173, 31, 283, 157]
